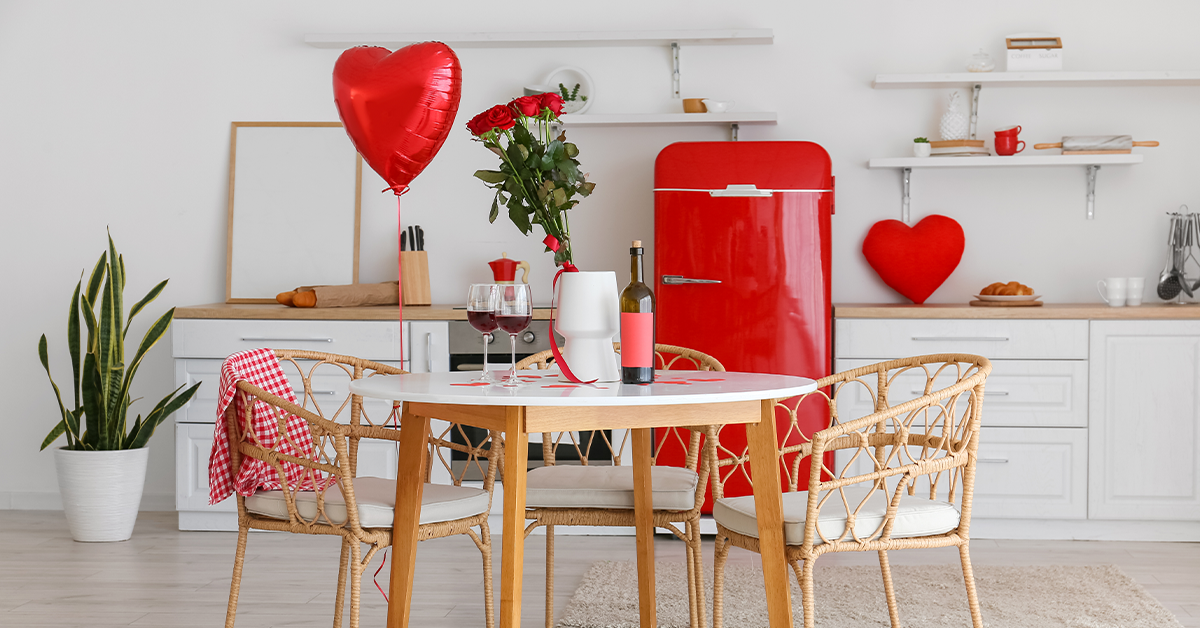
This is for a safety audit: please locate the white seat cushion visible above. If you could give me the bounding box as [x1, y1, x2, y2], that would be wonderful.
[525, 465, 698, 511]
[245, 477, 490, 529]
[713, 486, 961, 545]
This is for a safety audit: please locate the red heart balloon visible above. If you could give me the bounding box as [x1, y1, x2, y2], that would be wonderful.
[862, 215, 965, 304]
[333, 43, 462, 195]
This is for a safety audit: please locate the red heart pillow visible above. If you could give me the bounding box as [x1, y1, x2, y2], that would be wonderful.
[862, 215, 965, 304]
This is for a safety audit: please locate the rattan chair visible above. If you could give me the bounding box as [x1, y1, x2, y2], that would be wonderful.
[514, 344, 724, 628]
[710, 354, 992, 628]
[221, 350, 501, 628]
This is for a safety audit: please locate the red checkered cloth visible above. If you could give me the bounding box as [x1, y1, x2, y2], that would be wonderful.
[208, 348, 326, 505]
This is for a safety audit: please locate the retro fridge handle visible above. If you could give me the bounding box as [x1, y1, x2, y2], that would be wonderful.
[709, 184, 773, 198]
[662, 275, 722, 285]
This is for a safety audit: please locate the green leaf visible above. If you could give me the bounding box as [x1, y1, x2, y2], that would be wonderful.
[81, 350, 105, 449]
[556, 159, 581, 183]
[67, 278, 82, 410]
[580, 181, 596, 196]
[125, 279, 167, 337]
[507, 197, 532, 234]
[552, 187, 568, 208]
[554, 246, 570, 264]
[85, 252, 105, 306]
[38, 335, 79, 449]
[473, 170, 507, 184]
[126, 382, 200, 449]
[489, 194, 500, 223]
[112, 308, 175, 437]
[564, 142, 579, 159]
[511, 123, 532, 145]
[41, 420, 67, 451]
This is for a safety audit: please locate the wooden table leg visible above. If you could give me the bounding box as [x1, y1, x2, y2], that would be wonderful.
[632, 427, 657, 628]
[387, 403, 430, 628]
[746, 399, 794, 628]
[500, 406, 529, 628]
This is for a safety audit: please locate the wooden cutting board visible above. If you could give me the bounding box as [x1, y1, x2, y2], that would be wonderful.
[969, 300, 1044, 307]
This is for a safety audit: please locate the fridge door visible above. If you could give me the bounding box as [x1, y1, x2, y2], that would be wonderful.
[652, 141, 833, 509]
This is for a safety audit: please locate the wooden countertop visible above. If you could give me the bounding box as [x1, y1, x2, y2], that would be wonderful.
[835, 303, 1200, 319]
[174, 303, 555, 321]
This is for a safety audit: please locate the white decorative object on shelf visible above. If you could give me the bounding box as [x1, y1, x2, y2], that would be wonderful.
[939, 91, 969, 140]
[913, 140, 931, 157]
[966, 49, 995, 73]
[701, 99, 734, 113]
[545, 66, 593, 114]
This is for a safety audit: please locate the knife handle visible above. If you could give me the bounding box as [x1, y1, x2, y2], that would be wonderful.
[1033, 143, 1063, 149]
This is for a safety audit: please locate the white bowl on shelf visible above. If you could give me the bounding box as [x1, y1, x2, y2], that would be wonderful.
[544, 66, 593, 114]
[701, 99, 734, 113]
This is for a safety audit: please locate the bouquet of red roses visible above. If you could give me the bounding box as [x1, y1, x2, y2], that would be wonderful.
[468, 93, 595, 266]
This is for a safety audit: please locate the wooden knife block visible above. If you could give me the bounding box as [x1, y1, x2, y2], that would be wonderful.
[400, 251, 431, 306]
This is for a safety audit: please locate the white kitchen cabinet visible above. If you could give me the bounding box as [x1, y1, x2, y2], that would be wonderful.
[1089, 320, 1200, 521]
[170, 314, 450, 531]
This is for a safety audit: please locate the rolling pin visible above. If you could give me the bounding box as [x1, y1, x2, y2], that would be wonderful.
[1034, 135, 1159, 154]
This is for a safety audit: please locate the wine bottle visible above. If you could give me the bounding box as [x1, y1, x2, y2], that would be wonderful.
[620, 240, 655, 384]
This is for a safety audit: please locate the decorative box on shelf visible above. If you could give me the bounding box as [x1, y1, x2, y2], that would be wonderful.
[1006, 34, 1063, 72]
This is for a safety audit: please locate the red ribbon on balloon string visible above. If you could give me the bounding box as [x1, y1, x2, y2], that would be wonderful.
[396, 198, 405, 362]
[544, 235, 594, 384]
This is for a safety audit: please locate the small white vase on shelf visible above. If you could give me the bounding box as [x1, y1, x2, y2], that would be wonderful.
[554, 271, 620, 382]
[913, 142, 932, 157]
[939, 91, 969, 141]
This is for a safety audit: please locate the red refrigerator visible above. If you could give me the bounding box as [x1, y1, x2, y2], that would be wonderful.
[653, 141, 834, 511]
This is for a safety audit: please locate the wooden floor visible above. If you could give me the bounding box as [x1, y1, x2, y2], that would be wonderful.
[2, 511, 1198, 627]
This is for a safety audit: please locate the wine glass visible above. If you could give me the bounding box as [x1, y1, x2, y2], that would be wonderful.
[466, 284, 500, 382]
[496, 284, 532, 387]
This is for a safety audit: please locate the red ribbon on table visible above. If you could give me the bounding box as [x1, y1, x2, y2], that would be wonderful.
[544, 235, 594, 384]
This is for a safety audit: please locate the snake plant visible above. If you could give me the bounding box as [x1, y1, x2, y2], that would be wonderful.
[39, 232, 200, 451]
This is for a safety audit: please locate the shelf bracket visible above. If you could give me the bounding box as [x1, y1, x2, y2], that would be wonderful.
[671, 42, 681, 99]
[730, 123, 739, 141]
[901, 167, 912, 223]
[1086, 164, 1100, 220]
[969, 83, 981, 140]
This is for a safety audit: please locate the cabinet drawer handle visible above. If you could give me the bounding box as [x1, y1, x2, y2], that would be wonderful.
[241, 336, 334, 343]
[979, 458, 1009, 464]
[307, 390, 339, 396]
[910, 389, 1008, 397]
[911, 336, 1009, 342]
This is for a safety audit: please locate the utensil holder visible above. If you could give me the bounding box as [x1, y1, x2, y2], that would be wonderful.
[400, 251, 431, 306]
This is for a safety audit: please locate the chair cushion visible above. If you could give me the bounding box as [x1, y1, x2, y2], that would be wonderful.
[525, 465, 698, 511]
[713, 486, 961, 545]
[245, 476, 490, 529]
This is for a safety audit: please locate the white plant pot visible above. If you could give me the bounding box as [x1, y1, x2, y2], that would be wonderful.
[554, 271, 621, 382]
[54, 447, 149, 542]
[913, 142, 932, 157]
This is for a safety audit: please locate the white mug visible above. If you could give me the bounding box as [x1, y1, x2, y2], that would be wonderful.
[1097, 278, 1127, 307]
[1126, 277, 1145, 306]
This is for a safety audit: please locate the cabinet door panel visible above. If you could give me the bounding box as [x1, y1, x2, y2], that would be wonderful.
[176, 423, 236, 512]
[835, 358, 1087, 428]
[836, 319, 1088, 360]
[1090, 321, 1200, 520]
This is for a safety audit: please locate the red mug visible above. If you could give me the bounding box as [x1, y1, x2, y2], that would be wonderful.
[995, 136, 1026, 155]
[995, 125, 1022, 137]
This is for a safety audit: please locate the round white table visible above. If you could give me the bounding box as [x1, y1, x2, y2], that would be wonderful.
[350, 370, 817, 628]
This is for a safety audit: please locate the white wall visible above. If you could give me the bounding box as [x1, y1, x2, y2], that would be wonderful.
[2, 1, 1198, 509]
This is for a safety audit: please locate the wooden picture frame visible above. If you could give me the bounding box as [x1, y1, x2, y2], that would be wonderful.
[225, 122, 363, 303]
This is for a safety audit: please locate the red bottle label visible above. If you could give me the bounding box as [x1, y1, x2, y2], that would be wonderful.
[620, 312, 654, 368]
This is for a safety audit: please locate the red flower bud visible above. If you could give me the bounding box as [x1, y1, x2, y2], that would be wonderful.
[538, 92, 565, 116]
[466, 111, 493, 136]
[508, 95, 542, 118]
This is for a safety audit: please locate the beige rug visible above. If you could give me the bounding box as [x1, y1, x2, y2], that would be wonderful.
[558, 561, 1183, 628]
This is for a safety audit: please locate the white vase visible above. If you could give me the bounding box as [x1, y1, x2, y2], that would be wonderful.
[54, 447, 149, 542]
[555, 271, 621, 382]
[913, 142, 932, 157]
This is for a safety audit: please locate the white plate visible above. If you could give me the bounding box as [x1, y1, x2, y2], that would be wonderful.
[974, 294, 1042, 302]
[544, 66, 593, 115]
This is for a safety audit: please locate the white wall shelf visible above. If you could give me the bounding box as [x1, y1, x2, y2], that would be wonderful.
[870, 154, 1143, 222]
[873, 70, 1200, 89]
[556, 112, 776, 139]
[303, 29, 774, 49]
[306, 29, 771, 100]
[868, 154, 1143, 169]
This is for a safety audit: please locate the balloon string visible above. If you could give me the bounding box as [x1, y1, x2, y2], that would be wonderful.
[373, 549, 389, 603]
[544, 235, 593, 384]
[403, 196, 408, 362]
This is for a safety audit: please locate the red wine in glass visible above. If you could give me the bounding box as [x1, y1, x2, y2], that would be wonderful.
[468, 310, 499, 333]
[496, 314, 531, 334]
[466, 284, 500, 382]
